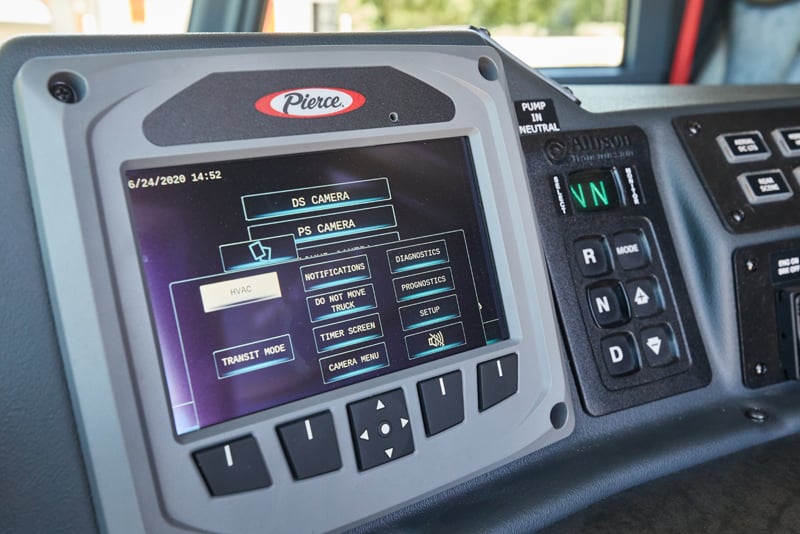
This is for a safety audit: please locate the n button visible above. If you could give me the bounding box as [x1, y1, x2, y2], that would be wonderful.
[574, 236, 612, 277]
[588, 282, 629, 328]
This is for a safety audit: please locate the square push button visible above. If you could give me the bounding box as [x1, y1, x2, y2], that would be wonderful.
[417, 371, 464, 436]
[193, 435, 271, 496]
[641, 324, 679, 367]
[574, 236, 612, 277]
[348, 389, 414, 471]
[601, 334, 640, 376]
[625, 277, 664, 318]
[588, 282, 629, 328]
[477, 354, 518, 411]
[737, 170, 792, 204]
[612, 230, 649, 270]
[717, 131, 771, 163]
[277, 411, 342, 480]
[772, 127, 800, 157]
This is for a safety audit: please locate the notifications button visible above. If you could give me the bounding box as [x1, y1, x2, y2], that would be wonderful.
[405, 322, 466, 360]
[213, 334, 294, 379]
[313, 313, 383, 353]
[393, 267, 455, 302]
[319, 343, 389, 384]
[399, 294, 461, 331]
[387, 240, 449, 273]
[199, 272, 282, 313]
[300, 255, 371, 292]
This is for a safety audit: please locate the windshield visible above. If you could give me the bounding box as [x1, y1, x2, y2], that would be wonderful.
[1, 0, 627, 68]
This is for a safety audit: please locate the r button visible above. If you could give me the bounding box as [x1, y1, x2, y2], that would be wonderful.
[574, 236, 612, 277]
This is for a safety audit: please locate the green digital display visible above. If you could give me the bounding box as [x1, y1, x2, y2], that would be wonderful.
[567, 170, 619, 212]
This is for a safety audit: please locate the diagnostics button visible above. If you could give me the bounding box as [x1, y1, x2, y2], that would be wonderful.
[612, 230, 649, 270]
[277, 412, 342, 480]
[574, 236, 612, 277]
[601, 334, 639, 377]
[772, 127, 800, 157]
[738, 170, 792, 204]
[717, 131, 771, 163]
[193, 436, 271, 496]
[588, 282, 629, 328]
[625, 277, 664, 318]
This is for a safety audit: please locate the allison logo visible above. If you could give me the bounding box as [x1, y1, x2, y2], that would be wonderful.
[255, 87, 366, 118]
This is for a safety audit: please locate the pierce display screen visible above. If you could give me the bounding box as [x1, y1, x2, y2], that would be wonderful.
[125, 137, 508, 434]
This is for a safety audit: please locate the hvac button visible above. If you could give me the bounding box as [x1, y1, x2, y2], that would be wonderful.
[277, 412, 342, 480]
[612, 230, 649, 270]
[640, 324, 678, 367]
[601, 334, 639, 377]
[588, 282, 629, 328]
[574, 236, 611, 277]
[625, 277, 663, 318]
[193, 436, 271, 496]
[717, 131, 771, 163]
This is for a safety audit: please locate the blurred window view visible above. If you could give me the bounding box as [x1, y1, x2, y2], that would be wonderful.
[1, 0, 627, 68]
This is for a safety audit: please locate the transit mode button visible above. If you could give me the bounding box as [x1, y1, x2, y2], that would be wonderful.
[199, 272, 281, 313]
[213, 334, 294, 379]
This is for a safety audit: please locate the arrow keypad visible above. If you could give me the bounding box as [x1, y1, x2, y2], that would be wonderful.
[347, 388, 414, 471]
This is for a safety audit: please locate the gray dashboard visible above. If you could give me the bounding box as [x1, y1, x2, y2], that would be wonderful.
[2, 31, 800, 534]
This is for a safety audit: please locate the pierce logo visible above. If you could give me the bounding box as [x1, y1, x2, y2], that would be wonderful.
[255, 87, 366, 118]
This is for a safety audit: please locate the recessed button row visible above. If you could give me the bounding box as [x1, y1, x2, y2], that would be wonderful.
[192, 354, 518, 494]
[600, 325, 679, 377]
[588, 277, 664, 327]
[574, 230, 649, 278]
[717, 128, 800, 163]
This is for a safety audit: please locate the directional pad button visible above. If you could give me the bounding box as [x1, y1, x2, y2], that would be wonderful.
[348, 389, 414, 471]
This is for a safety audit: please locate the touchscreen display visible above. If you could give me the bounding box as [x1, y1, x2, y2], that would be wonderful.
[125, 137, 508, 434]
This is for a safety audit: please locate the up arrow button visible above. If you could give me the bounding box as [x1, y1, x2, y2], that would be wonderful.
[625, 277, 663, 318]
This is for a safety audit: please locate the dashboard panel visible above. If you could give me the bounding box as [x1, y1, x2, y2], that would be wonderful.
[2, 31, 800, 533]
